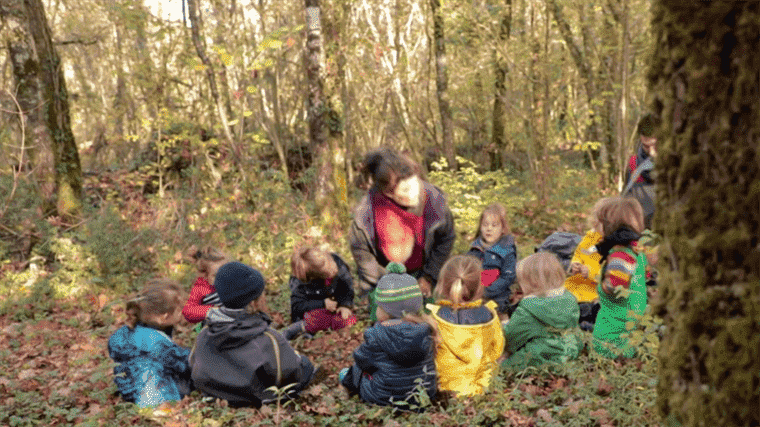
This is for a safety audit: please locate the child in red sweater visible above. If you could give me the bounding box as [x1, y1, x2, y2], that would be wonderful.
[182, 246, 229, 323]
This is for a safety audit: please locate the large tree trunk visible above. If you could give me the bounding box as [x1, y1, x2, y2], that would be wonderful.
[429, 0, 455, 170]
[1, 0, 82, 217]
[651, 2, 760, 426]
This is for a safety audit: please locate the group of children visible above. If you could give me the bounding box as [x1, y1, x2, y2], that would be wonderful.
[108, 195, 654, 410]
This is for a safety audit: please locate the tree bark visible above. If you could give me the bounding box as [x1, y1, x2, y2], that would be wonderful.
[491, 0, 511, 171]
[429, 0, 455, 170]
[651, 2, 760, 426]
[1, 0, 82, 217]
[304, 0, 331, 208]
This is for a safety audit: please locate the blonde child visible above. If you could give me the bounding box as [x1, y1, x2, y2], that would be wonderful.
[564, 198, 611, 330]
[339, 262, 437, 409]
[592, 196, 648, 358]
[282, 247, 356, 340]
[467, 203, 518, 316]
[191, 262, 316, 407]
[182, 245, 229, 323]
[108, 279, 193, 407]
[502, 253, 583, 369]
[427, 255, 504, 396]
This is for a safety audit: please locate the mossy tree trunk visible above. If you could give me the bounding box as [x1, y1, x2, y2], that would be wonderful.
[650, 2, 760, 426]
[1, 0, 82, 217]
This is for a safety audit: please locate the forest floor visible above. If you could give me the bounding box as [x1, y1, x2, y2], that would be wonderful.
[0, 294, 661, 427]
[0, 160, 663, 426]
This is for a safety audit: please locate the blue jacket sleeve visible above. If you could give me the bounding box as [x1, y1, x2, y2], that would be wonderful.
[484, 243, 517, 314]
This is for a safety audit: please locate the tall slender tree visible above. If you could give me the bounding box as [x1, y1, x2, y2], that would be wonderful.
[650, 2, 760, 426]
[1, 0, 82, 216]
[429, 0, 455, 170]
[491, 0, 512, 170]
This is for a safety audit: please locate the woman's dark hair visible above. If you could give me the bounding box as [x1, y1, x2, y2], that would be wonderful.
[357, 147, 423, 192]
[637, 113, 661, 137]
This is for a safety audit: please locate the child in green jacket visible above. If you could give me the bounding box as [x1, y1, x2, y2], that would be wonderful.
[502, 252, 583, 369]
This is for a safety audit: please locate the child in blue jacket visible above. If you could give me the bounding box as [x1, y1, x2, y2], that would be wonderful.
[467, 203, 518, 316]
[108, 279, 192, 407]
[339, 263, 437, 410]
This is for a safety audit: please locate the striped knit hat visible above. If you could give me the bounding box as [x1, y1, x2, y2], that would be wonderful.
[376, 262, 423, 318]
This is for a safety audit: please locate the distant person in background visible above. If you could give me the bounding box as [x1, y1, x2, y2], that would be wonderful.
[467, 203, 518, 318]
[624, 113, 661, 229]
[349, 147, 455, 321]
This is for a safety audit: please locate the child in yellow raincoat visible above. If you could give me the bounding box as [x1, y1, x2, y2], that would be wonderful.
[427, 255, 504, 396]
[564, 198, 613, 330]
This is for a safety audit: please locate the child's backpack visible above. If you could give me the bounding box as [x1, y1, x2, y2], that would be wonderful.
[535, 232, 582, 271]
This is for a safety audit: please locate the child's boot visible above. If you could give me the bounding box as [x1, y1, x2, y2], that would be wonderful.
[282, 320, 306, 340]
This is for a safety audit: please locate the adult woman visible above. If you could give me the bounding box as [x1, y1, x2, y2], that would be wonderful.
[349, 147, 455, 316]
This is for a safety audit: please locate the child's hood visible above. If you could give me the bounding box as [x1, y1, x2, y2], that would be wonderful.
[369, 322, 434, 364]
[203, 310, 271, 350]
[108, 324, 172, 360]
[518, 292, 578, 329]
[470, 234, 515, 253]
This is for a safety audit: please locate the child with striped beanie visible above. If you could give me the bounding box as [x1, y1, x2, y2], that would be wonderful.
[339, 263, 437, 410]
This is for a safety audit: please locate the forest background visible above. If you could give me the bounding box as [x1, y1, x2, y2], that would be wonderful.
[0, 0, 757, 426]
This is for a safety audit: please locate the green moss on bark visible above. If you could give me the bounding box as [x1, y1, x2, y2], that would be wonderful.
[649, 2, 760, 426]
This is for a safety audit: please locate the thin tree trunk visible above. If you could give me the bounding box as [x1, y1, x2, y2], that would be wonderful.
[429, 0, 455, 170]
[186, 0, 234, 155]
[304, 0, 331, 207]
[548, 0, 601, 156]
[617, 0, 629, 189]
[491, 0, 512, 171]
[1, 0, 82, 217]
[651, 2, 760, 426]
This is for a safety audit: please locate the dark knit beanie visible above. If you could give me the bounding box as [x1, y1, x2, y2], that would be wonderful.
[376, 263, 423, 318]
[214, 262, 265, 309]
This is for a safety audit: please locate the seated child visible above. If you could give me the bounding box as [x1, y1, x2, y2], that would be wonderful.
[466, 203, 518, 316]
[427, 255, 505, 396]
[339, 262, 437, 409]
[282, 247, 357, 340]
[502, 252, 583, 369]
[108, 279, 193, 407]
[592, 196, 648, 359]
[190, 262, 316, 407]
[182, 246, 228, 324]
[564, 198, 610, 331]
